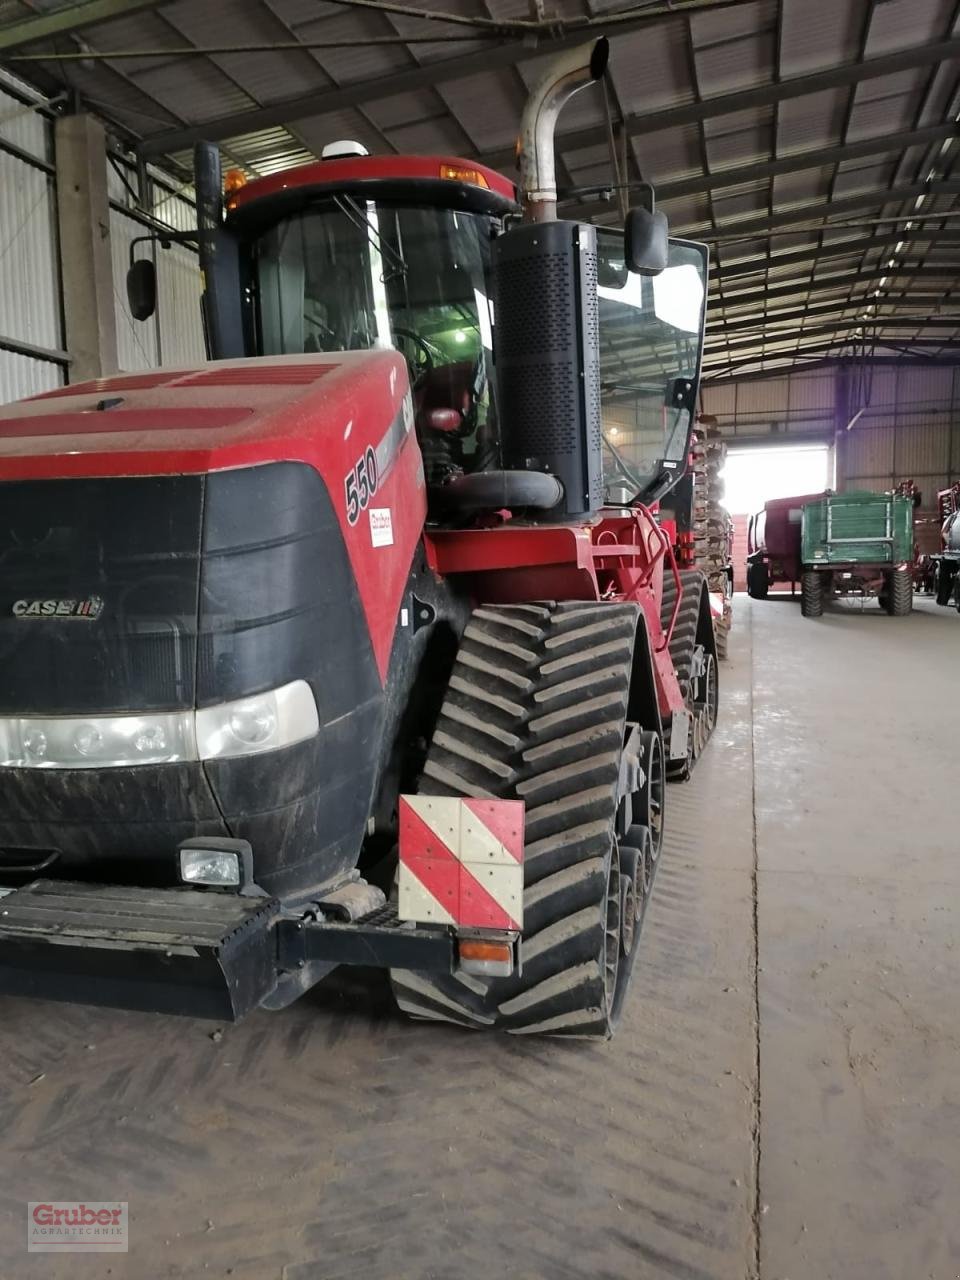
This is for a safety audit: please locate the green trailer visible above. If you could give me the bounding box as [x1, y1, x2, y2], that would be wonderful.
[800, 491, 914, 618]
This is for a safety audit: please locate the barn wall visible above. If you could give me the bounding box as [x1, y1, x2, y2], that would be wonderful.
[0, 70, 204, 406]
[702, 362, 960, 507]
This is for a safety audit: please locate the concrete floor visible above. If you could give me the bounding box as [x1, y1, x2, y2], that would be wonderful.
[0, 594, 956, 1278]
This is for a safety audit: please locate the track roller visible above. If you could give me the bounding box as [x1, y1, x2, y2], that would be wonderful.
[390, 600, 662, 1038]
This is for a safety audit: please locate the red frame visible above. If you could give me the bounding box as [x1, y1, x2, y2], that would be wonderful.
[425, 507, 686, 720]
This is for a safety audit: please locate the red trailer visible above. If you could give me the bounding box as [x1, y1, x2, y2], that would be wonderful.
[746, 492, 826, 598]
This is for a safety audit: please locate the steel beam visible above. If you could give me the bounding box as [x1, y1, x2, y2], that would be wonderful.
[0, 0, 167, 52]
[713, 301, 960, 335]
[710, 265, 960, 311]
[718, 232, 960, 278]
[658, 123, 958, 200]
[138, 10, 668, 159]
[0, 333, 69, 365]
[703, 354, 960, 382]
[702, 335, 960, 376]
[484, 36, 960, 172]
[706, 318, 960, 351]
[567, 179, 960, 228]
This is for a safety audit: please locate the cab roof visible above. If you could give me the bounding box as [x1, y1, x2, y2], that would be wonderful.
[226, 154, 518, 228]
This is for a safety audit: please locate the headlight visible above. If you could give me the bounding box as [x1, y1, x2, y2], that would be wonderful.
[0, 710, 195, 768]
[179, 848, 241, 887]
[195, 681, 319, 761]
[0, 680, 319, 769]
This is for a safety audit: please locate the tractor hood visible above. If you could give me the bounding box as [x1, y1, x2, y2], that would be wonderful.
[0, 352, 424, 900]
[0, 351, 409, 482]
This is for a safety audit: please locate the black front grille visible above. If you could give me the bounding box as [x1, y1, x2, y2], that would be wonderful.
[0, 475, 203, 714]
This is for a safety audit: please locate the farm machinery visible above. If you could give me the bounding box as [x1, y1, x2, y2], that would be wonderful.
[919, 483, 960, 609]
[661, 416, 733, 657]
[799, 490, 915, 618]
[746, 491, 825, 598]
[0, 40, 716, 1037]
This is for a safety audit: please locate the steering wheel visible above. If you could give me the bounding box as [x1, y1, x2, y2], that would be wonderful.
[393, 328, 436, 384]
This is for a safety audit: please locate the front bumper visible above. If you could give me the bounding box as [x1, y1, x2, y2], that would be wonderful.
[0, 880, 280, 1020]
[0, 879, 458, 1020]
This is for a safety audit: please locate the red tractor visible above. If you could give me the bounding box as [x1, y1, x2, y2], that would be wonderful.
[0, 41, 715, 1037]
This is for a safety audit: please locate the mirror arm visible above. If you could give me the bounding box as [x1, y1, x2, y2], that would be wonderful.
[127, 229, 198, 270]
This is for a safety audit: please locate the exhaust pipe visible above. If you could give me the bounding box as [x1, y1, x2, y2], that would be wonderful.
[518, 37, 609, 223]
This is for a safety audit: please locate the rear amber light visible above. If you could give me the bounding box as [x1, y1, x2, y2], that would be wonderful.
[459, 939, 511, 964]
[440, 163, 489, 188]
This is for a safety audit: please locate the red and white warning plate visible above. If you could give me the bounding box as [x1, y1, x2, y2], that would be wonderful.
[398, 795, 524, 931]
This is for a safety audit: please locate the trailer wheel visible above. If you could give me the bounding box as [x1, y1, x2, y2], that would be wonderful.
[390, 601, 659, 1038]
[887, 567, 913, 616]
[935, 562, 952, 606]
[801, 570, 823, 618]
[746, 560, 769, 599]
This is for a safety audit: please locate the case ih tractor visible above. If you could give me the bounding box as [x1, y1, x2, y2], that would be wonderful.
[0, 41, 716, 1037]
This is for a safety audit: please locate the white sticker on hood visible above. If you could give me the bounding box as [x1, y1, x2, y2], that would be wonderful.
[369, 507, 394, 547]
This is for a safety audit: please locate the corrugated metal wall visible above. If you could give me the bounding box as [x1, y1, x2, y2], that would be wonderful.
[702, 363, 960, 504]
[0, 72, 205, 406]
[701, 369, 836, 445]
[0, 75, 64, 401]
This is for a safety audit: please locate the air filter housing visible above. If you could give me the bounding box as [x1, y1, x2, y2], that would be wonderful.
[492, 219, 603, 518]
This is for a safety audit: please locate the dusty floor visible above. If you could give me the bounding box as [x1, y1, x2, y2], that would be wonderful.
[0, 594, 955, 1278]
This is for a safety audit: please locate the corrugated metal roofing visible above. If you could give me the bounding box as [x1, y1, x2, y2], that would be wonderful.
[2, 0, 960, 378]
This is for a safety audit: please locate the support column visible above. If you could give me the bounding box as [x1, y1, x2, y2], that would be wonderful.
[55, 113, 118, 383]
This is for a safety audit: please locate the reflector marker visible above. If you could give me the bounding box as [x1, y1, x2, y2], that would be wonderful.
[398, 796, 524, 930]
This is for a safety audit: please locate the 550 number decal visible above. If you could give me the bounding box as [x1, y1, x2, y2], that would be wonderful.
[344, 447, 379, 525]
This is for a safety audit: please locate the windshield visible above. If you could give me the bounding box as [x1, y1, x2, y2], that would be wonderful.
[597, 231, 708, 503]
[253, 202, 497, 483]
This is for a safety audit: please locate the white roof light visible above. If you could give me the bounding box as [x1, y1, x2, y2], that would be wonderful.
[321, 140, 369, 159]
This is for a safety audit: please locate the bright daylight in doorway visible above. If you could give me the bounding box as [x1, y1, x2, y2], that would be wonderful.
[722, 443, 831, 515]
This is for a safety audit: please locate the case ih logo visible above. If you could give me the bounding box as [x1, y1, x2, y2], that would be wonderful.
[12, 596, 103, 620]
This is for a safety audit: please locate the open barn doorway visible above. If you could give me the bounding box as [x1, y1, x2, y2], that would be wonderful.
[722, 444, 832, 591]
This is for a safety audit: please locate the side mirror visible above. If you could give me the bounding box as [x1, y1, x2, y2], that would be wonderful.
[625, 190, 668, 277]
[126, 258, 157, 321]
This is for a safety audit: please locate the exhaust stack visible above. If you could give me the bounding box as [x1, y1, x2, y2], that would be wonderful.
[518, 38, 609, 222]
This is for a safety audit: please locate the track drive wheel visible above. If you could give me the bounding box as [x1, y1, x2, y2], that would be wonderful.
[390, 601, 659, 1037]
[801, 570, 824, 618]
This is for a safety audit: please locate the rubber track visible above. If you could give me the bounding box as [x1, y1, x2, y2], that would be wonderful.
[660, 568, 716, 776]
[391, 601, 640, 1036]
[660, 568, 706, 700]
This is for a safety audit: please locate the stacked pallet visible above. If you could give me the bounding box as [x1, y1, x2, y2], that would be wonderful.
[694, 417, 733, 659]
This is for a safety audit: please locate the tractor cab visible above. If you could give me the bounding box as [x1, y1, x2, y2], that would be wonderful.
[224, 151, 513, 488]
[130, 145, 707, 512]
